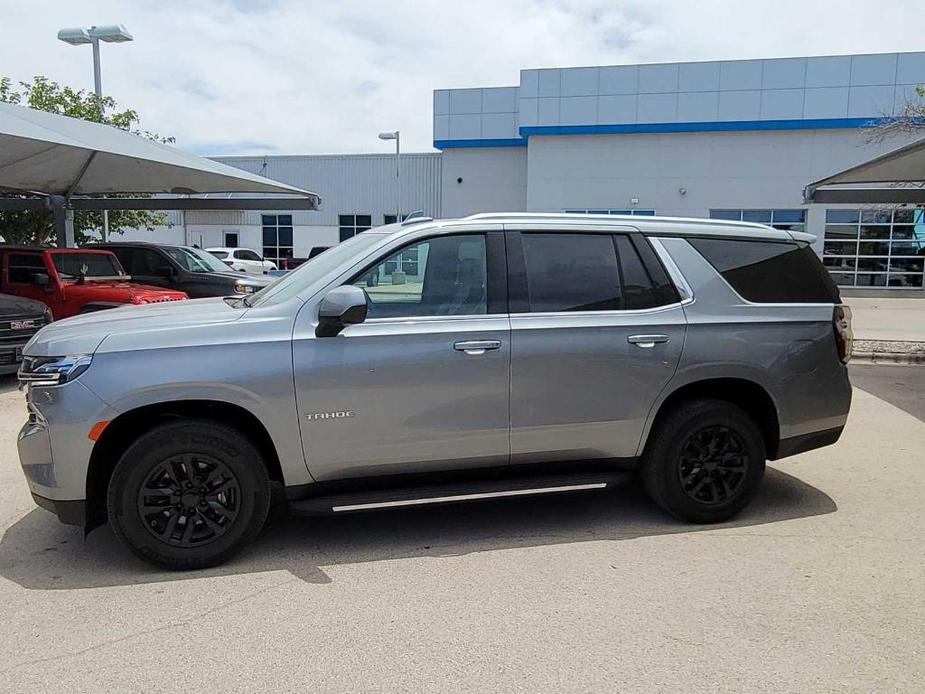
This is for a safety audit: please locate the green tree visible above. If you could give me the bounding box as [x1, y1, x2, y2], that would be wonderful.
[0, 76, 173, 245]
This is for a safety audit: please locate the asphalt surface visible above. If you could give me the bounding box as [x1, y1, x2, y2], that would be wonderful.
[0, 370, 923, 692]
[849, 363, 925, 421]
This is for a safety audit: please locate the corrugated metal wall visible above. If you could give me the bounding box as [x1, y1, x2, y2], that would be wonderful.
[213, 153, 442, 226]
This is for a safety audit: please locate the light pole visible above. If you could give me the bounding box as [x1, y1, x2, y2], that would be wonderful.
[379, 130, 400, 222]
[58, 24, 134, 243]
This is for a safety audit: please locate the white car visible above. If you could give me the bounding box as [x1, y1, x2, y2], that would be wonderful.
[206, 247, 277, 274]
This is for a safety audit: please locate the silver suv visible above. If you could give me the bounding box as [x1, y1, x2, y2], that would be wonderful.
[17, 213, 853, 569]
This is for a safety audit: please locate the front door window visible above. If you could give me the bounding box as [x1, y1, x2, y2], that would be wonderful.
[351, 234, 487, 318]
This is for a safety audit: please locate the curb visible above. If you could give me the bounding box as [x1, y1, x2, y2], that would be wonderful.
[851, 340, 925, 365]
[851, 351, 925, 365]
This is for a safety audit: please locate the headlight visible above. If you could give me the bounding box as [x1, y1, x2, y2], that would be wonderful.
[18, 354, 93, 386]
[234, 283, 258, 294]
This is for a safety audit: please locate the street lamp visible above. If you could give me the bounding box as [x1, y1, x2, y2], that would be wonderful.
[58, 24, 134, 242]
[379, 130, 400, 223]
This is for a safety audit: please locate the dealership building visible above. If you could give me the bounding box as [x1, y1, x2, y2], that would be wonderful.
[127, 50, 925, 290]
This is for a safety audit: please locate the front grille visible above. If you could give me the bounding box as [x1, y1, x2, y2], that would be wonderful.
[0, 316, 46, 345]
[143, 296, 186, 303]
[0, 350, 18, 365]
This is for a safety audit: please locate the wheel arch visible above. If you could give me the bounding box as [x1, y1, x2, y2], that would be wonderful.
[86, 399, 284, 529]
[640, 377, 781, 460]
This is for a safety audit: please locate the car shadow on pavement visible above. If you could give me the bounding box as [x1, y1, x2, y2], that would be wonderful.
[0, 467, 836, 590]
[0, 374, 19, 395]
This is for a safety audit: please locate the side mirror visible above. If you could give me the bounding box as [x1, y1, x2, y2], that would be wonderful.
[30, 272, 50, 287]
[315, 285, 368, 337]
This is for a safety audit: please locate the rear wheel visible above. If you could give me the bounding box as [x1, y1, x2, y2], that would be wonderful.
[107, 420, 270, 570]
[641, 399, 766, 523]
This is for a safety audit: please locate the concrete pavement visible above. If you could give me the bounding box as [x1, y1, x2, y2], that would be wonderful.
[0, 380, 923, 692]
[843, 296, 925, 342]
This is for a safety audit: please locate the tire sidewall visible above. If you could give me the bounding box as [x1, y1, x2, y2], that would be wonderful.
[108, 422, 270, 570]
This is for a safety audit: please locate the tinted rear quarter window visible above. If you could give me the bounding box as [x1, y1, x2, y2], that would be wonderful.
[690, 238, 840, 303]
[522, 234, 622, 312]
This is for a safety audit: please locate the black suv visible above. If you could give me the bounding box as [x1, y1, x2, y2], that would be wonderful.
[89, 242, 271, 299]
[0, 293, 49, 375]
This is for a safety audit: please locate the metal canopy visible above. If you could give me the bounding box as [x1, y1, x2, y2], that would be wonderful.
[804, 136, 925, 203]
[0, 101, 317, 199]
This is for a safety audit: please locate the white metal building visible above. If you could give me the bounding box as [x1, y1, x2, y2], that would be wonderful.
[124, 49, 925, 289]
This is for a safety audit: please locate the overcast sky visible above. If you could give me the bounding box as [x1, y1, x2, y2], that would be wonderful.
[2, 0, 924, 156]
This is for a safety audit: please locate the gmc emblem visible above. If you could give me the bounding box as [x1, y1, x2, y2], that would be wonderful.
[11, 320, 35, 330]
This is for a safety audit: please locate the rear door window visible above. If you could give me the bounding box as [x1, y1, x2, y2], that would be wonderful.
[521, 234, 622, 312]
[689, 238, 840, 303]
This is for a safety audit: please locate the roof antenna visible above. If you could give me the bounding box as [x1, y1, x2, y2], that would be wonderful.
[259, 158, 268, 176]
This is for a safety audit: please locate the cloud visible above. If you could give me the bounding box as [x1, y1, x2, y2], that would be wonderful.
[1, 0, 924, 155]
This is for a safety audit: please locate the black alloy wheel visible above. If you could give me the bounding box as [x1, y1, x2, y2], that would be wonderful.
[137, 454, 241, 548]
[677, 425, 749, 506]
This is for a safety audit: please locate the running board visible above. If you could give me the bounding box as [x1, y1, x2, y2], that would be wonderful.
[288, 471, 632, 515]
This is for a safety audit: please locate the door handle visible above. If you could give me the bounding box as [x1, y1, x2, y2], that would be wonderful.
[627, 334, 669, 348]
[454, 340, 502, 355]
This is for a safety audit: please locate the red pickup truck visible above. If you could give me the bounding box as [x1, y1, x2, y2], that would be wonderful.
[0, 247, 188, 320]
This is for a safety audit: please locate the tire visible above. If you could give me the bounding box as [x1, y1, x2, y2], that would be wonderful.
[641, 399, 766, 524]
[107, 420, 271, 570]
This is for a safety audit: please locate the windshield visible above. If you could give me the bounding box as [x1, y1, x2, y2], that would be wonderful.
[52, 252, 125, 279]
[248, 232, 384, 307]
[166, 247, 237, 274]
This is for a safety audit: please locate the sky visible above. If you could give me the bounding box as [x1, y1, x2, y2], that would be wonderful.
[2, 0, 924, 156]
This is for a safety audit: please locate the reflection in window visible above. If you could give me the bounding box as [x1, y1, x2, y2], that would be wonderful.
[351, 235, 487, 318]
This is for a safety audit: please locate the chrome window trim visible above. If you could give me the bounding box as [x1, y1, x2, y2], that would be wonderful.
[362, 313, 504, 325]
[510, 302, 688, 319]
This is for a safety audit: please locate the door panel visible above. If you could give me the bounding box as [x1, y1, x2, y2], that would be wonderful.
[294, 316, 511, 481]
[293, 229, 511, 481]
[510, 307, 685, 463]
[504, 228, 686, 464]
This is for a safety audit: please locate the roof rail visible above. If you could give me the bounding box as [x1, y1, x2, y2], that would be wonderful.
[463, 211, 774, 230]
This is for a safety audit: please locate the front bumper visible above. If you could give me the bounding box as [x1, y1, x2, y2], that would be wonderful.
[31, 493, 86, 526]
[17, 379, 118, 519]
[0, 341, 28, 375]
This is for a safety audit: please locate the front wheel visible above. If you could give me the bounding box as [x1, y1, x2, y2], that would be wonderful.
[641, 399, 766, 523]
[107, 420, 271, 570]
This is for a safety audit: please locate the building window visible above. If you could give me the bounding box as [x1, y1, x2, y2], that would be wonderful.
[262, 214, 293, 266]
[339, 214, 372, 241]
[223, 231, 239, 248]
[565, 209, 656, 216]
[709, 209, 807, 232]
[823, 208, 925, 288]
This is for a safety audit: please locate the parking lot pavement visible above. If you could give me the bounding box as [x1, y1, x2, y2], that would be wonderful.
[0, 377, 923, 693]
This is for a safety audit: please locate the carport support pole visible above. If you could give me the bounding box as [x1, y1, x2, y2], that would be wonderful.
[49, 195, 76, 247]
